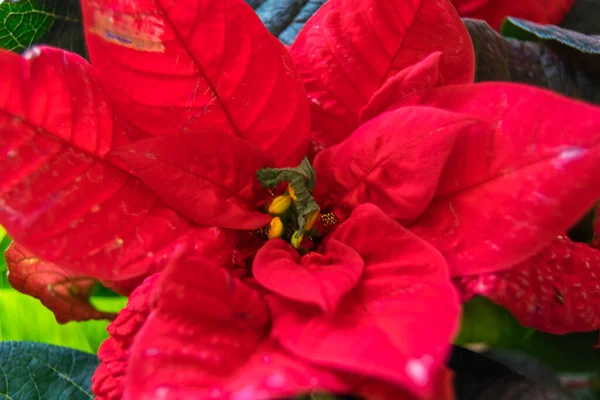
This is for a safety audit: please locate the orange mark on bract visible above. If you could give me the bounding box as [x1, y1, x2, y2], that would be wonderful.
[90, 8, 165, 53]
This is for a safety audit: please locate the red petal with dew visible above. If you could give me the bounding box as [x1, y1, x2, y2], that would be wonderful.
[110, 132, 273, 230]
[391, 83, 600, 277]
[82, 0, 309, 166]
[313, 106, 478, 223]
[253, 238, 364, 314]
[456, 235, 600, 334]
[125, 248, 349, 399]
[0, 46, 236, 281]
[290, 0, 474, 148]
[271, 204, 460, 399]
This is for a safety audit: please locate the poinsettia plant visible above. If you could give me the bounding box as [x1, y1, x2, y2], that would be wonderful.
[2, 0, 600, 398]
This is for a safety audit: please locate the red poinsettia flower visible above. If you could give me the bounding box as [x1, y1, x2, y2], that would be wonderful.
[1, 0, 600, 399]
[450, 0, 575, 31]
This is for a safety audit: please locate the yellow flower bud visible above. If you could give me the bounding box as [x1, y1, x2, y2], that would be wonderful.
[268, 195, 292, 215]
[288, 186, 297, 201]
[268, 217, 284, 240]
[305, 209, 320, 231]
[291, 231, 304, 249]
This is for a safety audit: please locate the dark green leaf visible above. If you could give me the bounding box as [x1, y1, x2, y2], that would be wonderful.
[0, 341, 98, 399]
[449, 346, 570, 400]
[464, 18, 600, 104]
[503, 17, 600, 55]
[0, 0, 85, 56]
[36, 0, 85, 57]
[561, 0, 600, 35]
[456, 297, 600, 373]
[245, 0, 326, 45]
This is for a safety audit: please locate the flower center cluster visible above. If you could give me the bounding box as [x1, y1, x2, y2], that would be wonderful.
[255, 158, 338, 252]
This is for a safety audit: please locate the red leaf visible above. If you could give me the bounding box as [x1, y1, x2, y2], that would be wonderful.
[5, 242, 115, 323]
[392, 83, 600, 276]
[110, 132, 272, 230]
[253, 238, 364, 314]
[270, 204, 460, 399]
[0, 47, 115, 159]
[290, 0, 474, 148]
[125, 248, 348, 399]
[359, 52, 443, 125]
[93, 273, 159, 400]
[82, 0, 310, 166]
[456, 236, 600, 334]
[313, 106, 478, 223]
[451, 0, 575, 31]
[0, 46, 237, 281]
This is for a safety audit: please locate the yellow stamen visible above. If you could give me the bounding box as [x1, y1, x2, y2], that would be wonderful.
[268, 217, 284, 239]
[291, 230, 304, 249]
[305, 209, 320, 231]
[288, 186, 297, 201]
[321, 212, 338, 226]
[268, 195, 292, 215]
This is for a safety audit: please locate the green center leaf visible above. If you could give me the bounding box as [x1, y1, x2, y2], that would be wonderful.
[257, 157, 319, 235]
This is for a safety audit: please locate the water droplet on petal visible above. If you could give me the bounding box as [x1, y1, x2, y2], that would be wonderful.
[405, 358, 430, 387]
[265, 373, 286, 389]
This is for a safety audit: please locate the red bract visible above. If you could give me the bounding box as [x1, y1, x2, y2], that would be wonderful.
[456, 235, 600, 334]
[450, 0, 576, 31]
[1, 0, 600, 398]
[124, 226, 457, 399]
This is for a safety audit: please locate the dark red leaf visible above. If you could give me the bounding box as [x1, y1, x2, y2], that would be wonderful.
[270, 204, 460, 399]
[290, 0, 474, 148]
[456, 236, 600, 334]
[82, 0, 310, 166]
[390, 83, 600, 276]
[253, 238, 364, 314]
[5, 242, 115, 323]
[451, 0, 575, 31]
[313, 106, 478, 223]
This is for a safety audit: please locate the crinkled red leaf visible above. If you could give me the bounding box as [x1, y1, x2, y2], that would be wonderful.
[313, 106, 478, 223]
[93, 273, 159, 400]
[390, 83, 600, 277]
[253, 238, 364, 314]
[456, 236, 600, 334]
[0, 46, 236, 281]
[290, 0, 474, 148]
[5, 242, 115, 323]
[125, 248, 349, 399]
[82, 0, 309, 166]
[451, 0, 575, 31]
[359, 52, 443, 125]
[270, 204, 460, 399]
